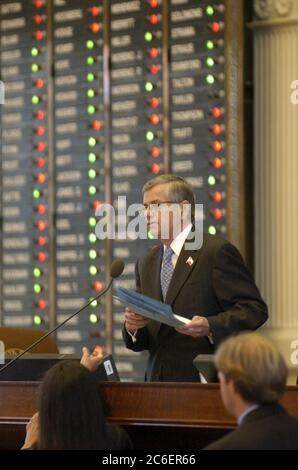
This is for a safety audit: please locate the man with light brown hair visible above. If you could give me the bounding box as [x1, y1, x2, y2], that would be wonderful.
[205, 332, 298, 450]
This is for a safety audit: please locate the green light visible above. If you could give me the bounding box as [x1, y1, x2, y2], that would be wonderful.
[32, 95, 40, 105]
[206, 5, 215, 16]
[89, 265, 98, 275]
[33, 189, 41, 199]
[208, 175, 216, 186]
[208, 225, 217, 236]
[33, 268, 41, 278]
[89, 249, 97, 260]
[90, 299, 98, 308]
[31, 47, 39, 57]
[87, 56, 95, 65]
[86, 40, 95, 49]
[146, 131, 155, 142]
[89, 313, 98, 324]
[206, 74, 215, 84]
[89, 233, 97, 243]
[206, 57, 215, 67]
[87, 72, 95, 82]
[88, 185, 97, 196]
[89, 217, 97, 228]
[144, 31, 153, 42]
[33, 315, 42, 326]
[87, 89, 95, 98]
[88, 137, 97, 147]
[145, 81, 154, 92]
[88, 152, 97, 163]
[88, 105, 96, 115]
[147, 231, 154, 240]
[88, 168, 97, 179]
[31, 63, 39, 73]
[33, 283, 42, 294]
[206, 40, 215, 50]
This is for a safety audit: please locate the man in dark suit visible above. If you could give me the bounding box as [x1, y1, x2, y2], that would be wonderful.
[204, 333, 298, 450]
[122, 175, 268, 381]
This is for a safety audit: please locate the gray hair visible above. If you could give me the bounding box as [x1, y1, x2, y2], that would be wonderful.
[142, 174, 195, 221]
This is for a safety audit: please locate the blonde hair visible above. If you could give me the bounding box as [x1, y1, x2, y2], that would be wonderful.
[215, 333, 288, 404]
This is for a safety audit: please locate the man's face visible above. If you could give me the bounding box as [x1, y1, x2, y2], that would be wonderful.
[143, 183, 188, 242]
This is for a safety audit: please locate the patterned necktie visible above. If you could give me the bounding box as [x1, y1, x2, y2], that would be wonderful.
[160, 246, 174, 301]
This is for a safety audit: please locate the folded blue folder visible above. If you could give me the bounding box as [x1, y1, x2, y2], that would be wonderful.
[113, 287, 190, 328]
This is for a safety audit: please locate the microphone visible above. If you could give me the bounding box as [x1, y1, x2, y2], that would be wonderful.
[0, 259, 124, 374]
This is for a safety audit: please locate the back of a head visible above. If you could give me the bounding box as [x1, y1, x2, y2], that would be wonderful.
[215, 333, 288, 404]
[39, 361, 107, 450]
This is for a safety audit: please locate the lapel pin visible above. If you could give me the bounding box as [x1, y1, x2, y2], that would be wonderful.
[186, 256, 194, 266]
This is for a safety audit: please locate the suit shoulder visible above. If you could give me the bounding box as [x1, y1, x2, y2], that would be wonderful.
[137, 244, 161, 266]
[200, 233, 236, 256]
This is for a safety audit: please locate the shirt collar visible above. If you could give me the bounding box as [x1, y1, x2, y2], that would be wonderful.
[237, 404, 259, 425]
[163, 223, 192, 258]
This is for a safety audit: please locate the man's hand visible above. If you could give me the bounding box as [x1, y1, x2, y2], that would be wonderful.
[80, 346, 103, 372]
[125, 308, 149, 334]
[175, 315, 210, 338]
[21, 412, 39, 450]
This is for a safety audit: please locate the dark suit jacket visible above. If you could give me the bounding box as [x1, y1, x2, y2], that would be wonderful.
[204, 403, 298, 450]
[122, 234, 268, 381]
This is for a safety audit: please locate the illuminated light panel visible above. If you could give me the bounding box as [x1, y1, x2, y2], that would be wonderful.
[93, 281, 103, 292]
[206, 40, 214, 50]
[91, 120, 102, 131]
[211, 106, 223, 118]
[145, 81, 154, 92]
[151, 146, 160, 158]
[31, 63, 40, 73]
[88, 168, 97, 179]
[92, 200, 101, 210]
[89, 313, 99, 324]
[211, 124, 223, 135]
[151, 163, 160, 174]
[213, 208, 223, 220]
[34, 283, 42, 294]
[144, 31, 153, 42]
[90, 6, 101, 17]
[89, 217, 97, 227]
[212, 141, 223, 152]
[88, 137, 97, 147]
[37, 236, 47, 246]
[89, 249, 97, 260]
[35, 30, 44, 41]
[86, 40, 95, 49]
[36, 110, 45, 120]
[212, 157, 222, 169]
[149, 114, 160, 125]
[206, 57, 215, 67]
[33, 189, 41, 199]
[208, 226, 217, 235]
[87, 105, 96, 115]
[208, 175, 216, 186]
[37, 298, 47, 310]
[210, 21, 223, 33]
[37, 251, 47, 263]
[33, 314, 42, 326]
[206, 74, 215, 85]
[149, 14, 159, 25]
[33, 268, 42, 278]
[150, 97, 160, 108]
[89, 233, 97, 243]
[212, 191, 223, 203]
[149, 64, 159, 75]
[36, 172, 46, 183]
[34, 0, 44, 8]
[206, 5, 215, 16]
[89, 265, 98, 276]
[36, 142, 45, 152]
[146, 131, 155, 141]
[88, 152, 97, 163]
[87, 56, 95, 65]
[36, 204, 46, 215]
[36, 220, 46, 231]
[36, 157, 45, 168]
[31, 47, 39, 57]
[88, 185, 97, 196]
[149, 0, 158, 7]
[32, 95, 40, 105]
[89, 22, 101, 33]
[36, 126, 45, 136]
[149, 47, 159, 59]
[34, 15, 43, 25]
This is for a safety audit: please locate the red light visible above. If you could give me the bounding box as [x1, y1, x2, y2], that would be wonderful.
[211, 107, 223, 118]
[150, 97, 160, 108]
[37, 298, 47, 310]
[36, 142, 45, 152]
[90, 6, 100, 17]
[211, 22, 221, 33]
[91, 120, 102, 131]
[36, 157, 45, 168]
[212, 191, 223, 203]
[92, 200, 101, 210]
[149, 114, 160, 125]
[36, 110, 45, 120]
[36, 204, 46, 215]
[34, 0, 44, 8]
[149, 0, 158, 7]
[36, 172, 46, 184]
[37, 236, 46, 246]
[36, 126, 45, 136]
[89, 22, 101, 33]
[211, 124, 222, 135]
[213, 208, 223, 220]
[35, 78, 44, 89]
[34, 15, 43, 25]
[35, 30, 43, 41]
[212, 141, 222, 152]
[93, 281, 103, 292]
[36, 220, 46, 231]
[151, 146, 160, 158]
[149, 14, 159, 25]
[149, 64, 159, 75]
[212, 157, 222, 169]
[151, 163, 160, 174]
[37, 252, 47, 263]
[149, 47, 159, 59]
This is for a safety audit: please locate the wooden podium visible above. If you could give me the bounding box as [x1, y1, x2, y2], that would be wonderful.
[1, 381, 298, 450]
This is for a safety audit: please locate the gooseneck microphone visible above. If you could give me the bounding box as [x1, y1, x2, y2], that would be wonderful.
[0, 259, 124, 374]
